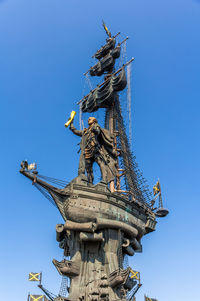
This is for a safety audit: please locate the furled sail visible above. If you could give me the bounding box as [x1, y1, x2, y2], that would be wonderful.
[81, 67, 127, 113]
[94, 37, 116, 60]
[90, 46, 121, 76]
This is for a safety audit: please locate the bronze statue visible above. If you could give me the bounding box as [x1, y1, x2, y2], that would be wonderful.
[69, 117, 117, 184]
[20, 25, 168, 301]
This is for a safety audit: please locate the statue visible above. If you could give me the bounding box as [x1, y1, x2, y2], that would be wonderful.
[20, 27, 168, 301]
[69, 116, 118, 184]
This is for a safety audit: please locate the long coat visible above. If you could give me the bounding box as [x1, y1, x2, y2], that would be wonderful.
[69, 122, 117, 182]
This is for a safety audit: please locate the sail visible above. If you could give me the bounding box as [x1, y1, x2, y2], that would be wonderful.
[95, 37, 116, 59]
[82, 67, 127, 113]
[90, 46, 121, 76]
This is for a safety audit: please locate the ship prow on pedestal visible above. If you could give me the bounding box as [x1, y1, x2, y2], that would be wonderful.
[20, 23, 168, 301]
[20, 169, 157, 246]
[20, 168, 156, 300]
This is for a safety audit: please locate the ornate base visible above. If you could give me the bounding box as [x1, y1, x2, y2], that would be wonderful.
[54, 228, 132, 301]
[52, 177, 156, 301]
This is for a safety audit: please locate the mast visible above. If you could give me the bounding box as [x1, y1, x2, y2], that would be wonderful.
[108, 103, 115, 192]
[80, 24, 134, 194]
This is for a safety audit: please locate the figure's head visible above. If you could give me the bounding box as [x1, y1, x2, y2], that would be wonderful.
[88, 117, 97, 125]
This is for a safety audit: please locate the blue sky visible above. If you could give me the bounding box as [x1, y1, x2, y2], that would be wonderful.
[0, 0, 200, 300]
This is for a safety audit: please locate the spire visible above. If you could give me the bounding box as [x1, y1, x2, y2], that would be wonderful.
[102, 20, 111, 37]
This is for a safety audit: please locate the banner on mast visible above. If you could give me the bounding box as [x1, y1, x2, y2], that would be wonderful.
[28, 272, 41, 282]
[29, 295, 44, 301]
[145, 296, 158, 301]
[153, 181, 161, 196]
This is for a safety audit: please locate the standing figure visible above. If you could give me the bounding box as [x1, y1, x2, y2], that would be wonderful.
[69, 117, 117, 184]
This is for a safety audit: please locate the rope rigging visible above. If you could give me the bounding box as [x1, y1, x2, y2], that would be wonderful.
[114, 97, 153, 205]
[32, 173, 69, 208]
[37, 174, 69, 187]
[127, 63, 132, 148]
[59, 253, 70, 298]
[34, 183, 56, 207]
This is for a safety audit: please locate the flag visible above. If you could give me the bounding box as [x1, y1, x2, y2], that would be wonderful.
[30, 295, 44, 301]
[27, 162, 37, 171]
[102, 20, 111, 37]
[145, 296, 158, 301]
[130, 269, 140, 282]
[28, 272, 41, 281]
[153, 180, 161, 196]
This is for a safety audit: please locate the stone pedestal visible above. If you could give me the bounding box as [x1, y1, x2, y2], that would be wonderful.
[52, 176, 156, 301]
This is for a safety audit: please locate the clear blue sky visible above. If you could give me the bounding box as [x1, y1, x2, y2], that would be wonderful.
[0, 0, 200, 300]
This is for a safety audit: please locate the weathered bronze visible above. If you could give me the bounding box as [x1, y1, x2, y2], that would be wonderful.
[69, 117, 117, 184]
[21, 24, 168, 301]
[20, 168, 156, 300]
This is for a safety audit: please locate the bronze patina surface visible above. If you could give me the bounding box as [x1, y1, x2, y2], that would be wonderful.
[20, 169, 156, 301]
[20, 24, 167, 301]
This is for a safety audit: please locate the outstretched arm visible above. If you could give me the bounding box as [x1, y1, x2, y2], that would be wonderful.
[69, 122, 83, 137]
